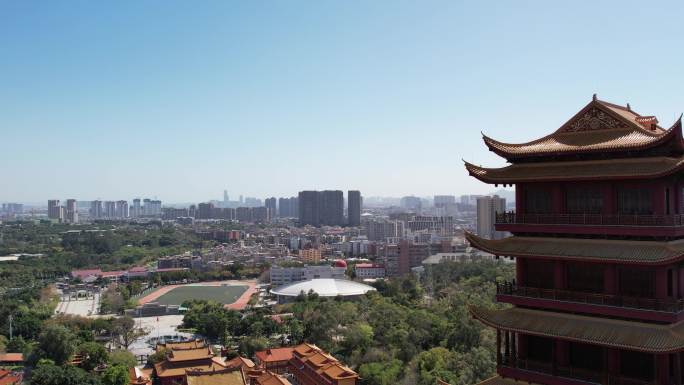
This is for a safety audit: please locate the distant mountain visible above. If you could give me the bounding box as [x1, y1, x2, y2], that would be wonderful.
[491, 189, 515, 203]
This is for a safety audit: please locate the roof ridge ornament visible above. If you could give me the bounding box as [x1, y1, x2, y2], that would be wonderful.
[593, 93, 597, 101]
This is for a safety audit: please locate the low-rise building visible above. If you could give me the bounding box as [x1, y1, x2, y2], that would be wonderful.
[270, 265, 346, 287]
[288, 343, 358, 385]
[354, 263, 385, 279]
[254, 347, 294, 375]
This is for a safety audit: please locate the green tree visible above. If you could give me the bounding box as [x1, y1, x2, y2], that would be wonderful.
[78, 341, 109, 371]
[111, 316, 147, 350]
[102, 365, 129, 385]
[109, 349, 137, 368]
[30, 360, 101, 385]
[37, 324, 77, 365]
[238, 336, 268, 358]
[358, 359, 403, 385]
[6, 335, 28, 353]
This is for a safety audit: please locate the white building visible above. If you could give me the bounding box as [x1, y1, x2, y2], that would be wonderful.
[476, 195, 506, 240]
[270, 265, 346, 287]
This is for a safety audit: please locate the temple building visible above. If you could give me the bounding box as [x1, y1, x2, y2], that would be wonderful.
[153, 340, 229, 385]
[254, 343, 358, 385]
[466, 95, 684, 384]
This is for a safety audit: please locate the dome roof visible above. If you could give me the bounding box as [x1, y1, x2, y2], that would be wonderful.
[334, 259, 347, 268]
[271, 279, 375, 298]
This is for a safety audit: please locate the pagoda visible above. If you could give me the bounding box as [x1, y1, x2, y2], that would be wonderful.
[466, 95, 684, 385]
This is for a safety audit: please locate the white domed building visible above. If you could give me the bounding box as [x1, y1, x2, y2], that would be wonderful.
[270, 278, 376, 303]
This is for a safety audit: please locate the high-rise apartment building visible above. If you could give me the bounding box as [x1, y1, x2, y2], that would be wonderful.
[90, 200, 103, 219]
[476, 195, 506, 239]
[104, 201, 116, 218]
[278, 197, 298, 218]
[197, 202, 214, 219]
[298, 190, 344, 227]
[66, 199, 78, 223]
[116, 200, 129, 218]
[131, 199, 141, 217]
[265, 197, 277, 219]
[298, 191, 320, 226]
[347, 190, 362, 226]
[1, 203, 23, 215]
[48, 200, 61, 220]
[320, 190, 343, 226]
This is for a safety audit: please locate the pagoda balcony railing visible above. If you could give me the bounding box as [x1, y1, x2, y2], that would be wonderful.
[496, 212, 684, 227]
[497, 281, 684, 313]
[502, 358, 656, 385]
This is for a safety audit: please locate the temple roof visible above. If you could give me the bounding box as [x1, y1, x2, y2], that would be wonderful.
[154, 356, 227, 378]
[465, 155, 684, 183]
[167, 347, 214, 362]
[482, 98, 683, 160]
[465, 232, 684, 265]
[185, 367, 246, 385]
[475, 376, 542, 385]
[470, 306, 684, 353]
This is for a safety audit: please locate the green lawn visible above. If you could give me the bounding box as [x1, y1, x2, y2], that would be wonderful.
[154, 285, 248, 305]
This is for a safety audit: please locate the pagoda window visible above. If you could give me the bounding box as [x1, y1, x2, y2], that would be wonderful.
[569, 342, 604, 372]
[618, 267, 655, 298]
[565, 187, 603, 214]
[524, 260, 554, 289]
[620, 350, 654, 381]
[525, 335, 552, 363]
[524, 187, 552, 214]
[616, 188, 653, 215]
[566, 263, 604, 293]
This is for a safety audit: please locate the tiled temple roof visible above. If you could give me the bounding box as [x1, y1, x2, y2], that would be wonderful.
[475, 376, 542, 385]
[482, 98, 683, 160]
[465, 155, 684, 184]
[470, 306, 684, 353]
[465, 232, 684, 264]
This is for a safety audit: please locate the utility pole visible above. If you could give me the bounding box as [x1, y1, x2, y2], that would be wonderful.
[8, 314, 13, 341]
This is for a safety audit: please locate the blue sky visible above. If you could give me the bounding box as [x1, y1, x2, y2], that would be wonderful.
[2, 1, 684, 203]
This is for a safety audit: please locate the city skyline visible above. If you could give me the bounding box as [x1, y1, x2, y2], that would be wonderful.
[4, 2, 684, 201]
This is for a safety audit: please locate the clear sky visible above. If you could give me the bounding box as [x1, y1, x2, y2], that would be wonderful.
[2, 1, 684, 203]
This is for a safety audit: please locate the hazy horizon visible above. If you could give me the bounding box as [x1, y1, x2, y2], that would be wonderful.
[3, 1, 684, 202]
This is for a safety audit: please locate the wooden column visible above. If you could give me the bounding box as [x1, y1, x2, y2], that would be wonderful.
[675, 352, 682, 385]
[551, 340, 557, 375]
[511, 333, 517, 366]
[496, 329, 501, 366]
[504, 331, 510, 364]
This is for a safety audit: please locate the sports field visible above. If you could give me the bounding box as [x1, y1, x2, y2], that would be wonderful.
[151, 284, 248, 306]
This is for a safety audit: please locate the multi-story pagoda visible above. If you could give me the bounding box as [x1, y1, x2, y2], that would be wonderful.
[466, 95, 684, 385]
